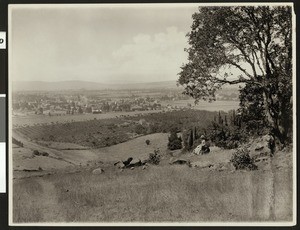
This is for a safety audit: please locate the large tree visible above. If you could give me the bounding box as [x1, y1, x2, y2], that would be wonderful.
[178, 6, 293, 144]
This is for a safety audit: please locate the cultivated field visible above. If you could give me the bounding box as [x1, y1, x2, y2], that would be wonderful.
[12, 110, 162, 127]
[13, 110, 218, 148]
[161, 100, 239, 111]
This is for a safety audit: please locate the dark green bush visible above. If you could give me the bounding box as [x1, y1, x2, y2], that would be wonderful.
[41, 152, 49, 156]
[230, 148, 257, 170]
[168, 131, 182, 150]
[33, 150, 41, 156]
[148, 149, 161, 165]
[207, 122, 248, 149]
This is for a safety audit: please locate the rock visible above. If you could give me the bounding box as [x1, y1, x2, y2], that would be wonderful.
[170, 159, 190, 166]
[190, 161, 213, 168]
[251, 134, 274, 156]
[255, 145, 264, 151]
[123, 157, 133, 166]
[142, 165, 147, 170]
[92, 168, 104, 174]
[114, 161, 125, 169]
[130, 159, 142, 167]
[254, 156, 269, 163]
[130, 167, 135, 170]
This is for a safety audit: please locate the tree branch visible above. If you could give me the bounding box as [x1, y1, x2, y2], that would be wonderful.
[214, 77, 263, 87]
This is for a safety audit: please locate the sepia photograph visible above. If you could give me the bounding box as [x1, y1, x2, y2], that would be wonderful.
[8, 3, 296, 226]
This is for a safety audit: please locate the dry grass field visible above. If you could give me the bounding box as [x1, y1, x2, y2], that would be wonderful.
[13, 156, 293, 223]
[12, 131, 293, 223]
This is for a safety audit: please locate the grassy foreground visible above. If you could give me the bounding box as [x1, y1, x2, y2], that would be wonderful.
[13, 161, 293, 223]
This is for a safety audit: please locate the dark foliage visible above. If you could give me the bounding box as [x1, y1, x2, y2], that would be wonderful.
[148, 149, 161, 165]
[206, 121, 248, 149]
[168, 131, 182, 150]
[178, 6, 293, 145]
[33, 150, 40, 156]
[239, 83, 268, 135]
[230, 148, 257, 170]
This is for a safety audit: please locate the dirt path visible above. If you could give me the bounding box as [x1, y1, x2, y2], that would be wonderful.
[13, 131, 72, 162]
[12, 130, 101, 167]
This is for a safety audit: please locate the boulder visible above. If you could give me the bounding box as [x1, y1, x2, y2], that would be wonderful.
[114, 161, 125, 169]
[254, 156, 269, 163]
[122, 157, 133, 166]
[129, 159, 143, 167]
[170, 159, 190, 166]
[254, 145, 264, 151]
[190, 161, 213, 168]
[92, 168, 104, 174]
[251, 134, 274, 156]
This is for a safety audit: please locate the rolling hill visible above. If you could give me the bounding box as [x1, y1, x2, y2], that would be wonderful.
[12, 80, 182, 91]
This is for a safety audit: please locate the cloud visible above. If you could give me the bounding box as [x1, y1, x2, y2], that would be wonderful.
[111, 26, 188, 82]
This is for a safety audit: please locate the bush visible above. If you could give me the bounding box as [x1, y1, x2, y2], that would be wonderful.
[168, 139, 182, 150]
[145, 139, 150, 145]
[148, 149, 161, 165]
[41, 152, 49, 156]
[33, 150, 41, 156]
[207, 122, 248, 149]
[134, 124, 148, 135]
[168, 131, 182, 150]
[230, 148, 257, 170]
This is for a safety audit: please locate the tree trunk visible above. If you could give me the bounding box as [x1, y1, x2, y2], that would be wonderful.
[262, 89, 289, 146]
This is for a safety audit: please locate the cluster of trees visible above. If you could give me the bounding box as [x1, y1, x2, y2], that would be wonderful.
[213, 110, 242, 127]
[179, 6, 293, 146]
[168, 129, 183, 150]
[182, 127, 200, 151]
[182, 111, 247, 150]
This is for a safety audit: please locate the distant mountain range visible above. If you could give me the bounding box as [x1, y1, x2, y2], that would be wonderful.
[12, 80, 182, 92]
[12, 80, 241, 93]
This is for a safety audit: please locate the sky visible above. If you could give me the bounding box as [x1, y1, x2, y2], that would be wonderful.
[9, 4, 200, 83]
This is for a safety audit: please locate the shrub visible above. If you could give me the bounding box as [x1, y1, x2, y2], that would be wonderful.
[41, 152, 49, 156]
[145, 139, 150, 145]
[33, 150, 41, 156]
[168, 139, 182, 150]
[168, 131, 182, 150]
[230, 148, 257, 170]
[148, 149, 161, 165]
[207, 122, 248, 149]
[134, 124, 148, 135]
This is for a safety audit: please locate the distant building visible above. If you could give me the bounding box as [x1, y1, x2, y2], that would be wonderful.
[92, 109, 102, 114]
